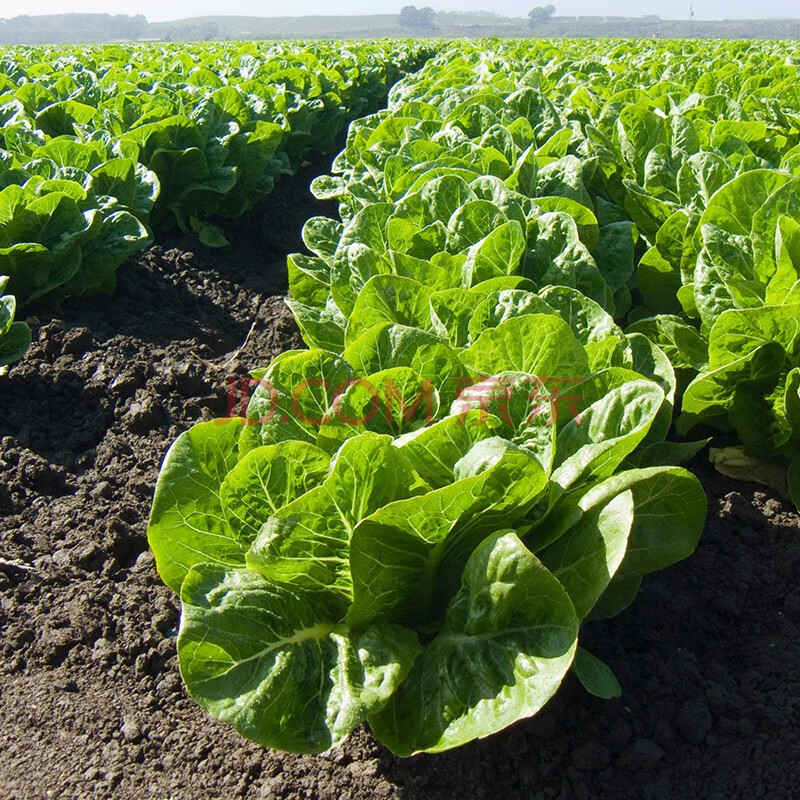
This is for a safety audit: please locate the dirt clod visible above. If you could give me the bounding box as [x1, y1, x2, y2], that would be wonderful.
[677, 697, 713, 744]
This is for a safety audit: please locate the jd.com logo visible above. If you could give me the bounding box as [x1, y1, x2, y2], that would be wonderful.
[222, 373, 584, 428]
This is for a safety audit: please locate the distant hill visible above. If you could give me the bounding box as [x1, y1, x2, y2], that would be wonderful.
[0, 13, 148, 44]
[529, 15, 800, 39]
[1, 11, 800, 45]
[145, 15, 400, 40]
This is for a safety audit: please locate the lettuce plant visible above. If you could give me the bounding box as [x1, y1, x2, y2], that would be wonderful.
[0, 275, 30, 375]
[148, 316, 706, 755]
[0, 138, 157, 303]
[0, 175, 153, 304]
[681, 304, 800, 506]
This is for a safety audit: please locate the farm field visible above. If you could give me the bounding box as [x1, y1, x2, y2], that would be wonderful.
[1, 37, 800, 799]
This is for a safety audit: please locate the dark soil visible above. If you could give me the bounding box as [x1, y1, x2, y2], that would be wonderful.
[1, 164, 799, 800]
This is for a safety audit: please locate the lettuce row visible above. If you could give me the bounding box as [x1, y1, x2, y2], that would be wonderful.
[289, 40, 800, 505]
[0, 40, 436, 372]
[148, 315, 707, 755]
[1, 41, 435, 242]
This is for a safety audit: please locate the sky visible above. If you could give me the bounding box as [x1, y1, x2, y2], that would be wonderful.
[14, 1, 800, 22]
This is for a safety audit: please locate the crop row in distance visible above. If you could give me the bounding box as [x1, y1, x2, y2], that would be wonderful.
[0, 40, 436, 371]
[149, 38, 799, 756]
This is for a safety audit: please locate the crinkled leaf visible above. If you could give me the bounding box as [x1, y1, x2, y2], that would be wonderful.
[538, 490, 634, 619]
[368, 531, 578, 756]
[179, 565, 420, 755]
[349, 438, 547, 626]
[395, 409, 504, 488]
[148, 418, 246, 593]
[220, 441, 330, 545]
[346, 275, 432, 346]
[462, 314, 590, 385]
[241, 349, 355, 454]
[344, 323, 470, 407]
[247, 434, 420, 598]
[552, 380, 665, 490]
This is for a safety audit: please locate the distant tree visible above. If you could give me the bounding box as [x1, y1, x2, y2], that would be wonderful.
[130, 14, 147, 38]
[418, 7, 436, 28]
[399, 6, 419, 28]
[399, 5, 436, 30]
[528, 5, 556, 29]
[109, 14, 147, 40]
